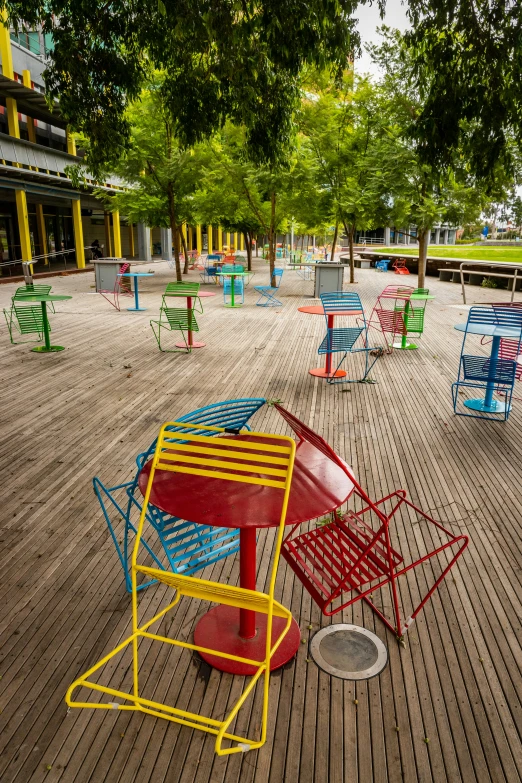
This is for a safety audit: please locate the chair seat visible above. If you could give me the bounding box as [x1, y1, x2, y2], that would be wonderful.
[461, 354, 515, 384]
[135, 566, 290, 617]
[318, 327, 364, 354]
[282, 513, 404, 598]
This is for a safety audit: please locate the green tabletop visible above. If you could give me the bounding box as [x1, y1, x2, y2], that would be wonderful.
[409, 294, 435, 301]
[16, 294, 72, 303]
[218, 271, 250, 276]
[16, 294, 72, 352]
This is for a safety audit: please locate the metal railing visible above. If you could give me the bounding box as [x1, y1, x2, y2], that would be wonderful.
[0, 248, 92, 280]
[459, 260, 521, 303]
[357, 237, 385, 245]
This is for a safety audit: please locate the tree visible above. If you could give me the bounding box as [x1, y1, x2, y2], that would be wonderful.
[369, 28, 514, 288]
[6, 0, 361, 176]
[297, 71, 395, 283]
[193, 124, 294, 282]
[96, 76, 209, 281]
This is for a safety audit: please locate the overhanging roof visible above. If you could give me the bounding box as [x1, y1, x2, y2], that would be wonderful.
[0, 74, 67, 129]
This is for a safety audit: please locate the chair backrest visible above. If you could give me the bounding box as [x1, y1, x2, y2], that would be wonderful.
[13, 304, 46, 334]
[412, 288, 429, 296]
[467, 306, 522, 331]
[320, 291, 363, 316]
[222, 264, 242, 273]
[14, 284, 51, 300]
[136, 422, 296, 598]
[163, 307, 199, 332]
[164, 282, 200, 298]
[271, 268, 283, 287]
[378, 285, 414, 300]
[119, 262, 130, 275]
[207, 255, 221, 261]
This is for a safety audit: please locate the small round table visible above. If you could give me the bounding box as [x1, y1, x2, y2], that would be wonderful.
[454, 322, 522, 414]
[139, 436, 354, 674]
[298, 306, 364, 378]
[393, 293, 435, 350]
[119, 271, 154, 312]
[15, 293, 72, 352]
[173, 291, 215, 349]
[219, 271, 249, 308]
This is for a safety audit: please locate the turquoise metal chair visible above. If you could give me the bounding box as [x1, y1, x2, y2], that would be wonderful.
[254, 268, 284, 306]
[93, 398, 266, 591]
[375, 259, 391, 272]
[220, 264, 245, 303]
[319, 291, 380, 384]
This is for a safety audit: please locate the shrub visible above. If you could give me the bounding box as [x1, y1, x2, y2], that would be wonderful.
[481, 277, 498, 288]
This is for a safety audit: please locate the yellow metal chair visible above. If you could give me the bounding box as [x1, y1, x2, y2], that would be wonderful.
[66, 421, 296, 755]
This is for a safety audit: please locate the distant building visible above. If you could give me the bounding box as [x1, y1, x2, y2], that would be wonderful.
[354, 225, 458, 246]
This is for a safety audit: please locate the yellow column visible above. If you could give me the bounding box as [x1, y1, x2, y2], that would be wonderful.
[72, 199, 85, 269]
[188, 226, 193, 250]
[182, 222, 187, 244]
[22, 71, 37, 144]
[112, 210, 122, 257]
[196, 224, 202, 254]
[233, 232, 238, 250]
[36, 204, 48, 264]
[0, 18, 20, 140]
[207, 225, 213, 254]
[240, 233, 244, 251]
[15, 190, 32, 263]
[218, 227, 223, 251]
[66, 127, 77, 155]
[128, 223, 135, 257]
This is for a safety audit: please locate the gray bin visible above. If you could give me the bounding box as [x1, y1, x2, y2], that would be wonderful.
[314, 263, 350, 297]
[93, 258, 127, 292]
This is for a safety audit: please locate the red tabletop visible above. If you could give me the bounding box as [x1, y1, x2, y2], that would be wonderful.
[196, 291, 215, 298]
[138, 437, 354, 529]
[298, 306, 363, 316]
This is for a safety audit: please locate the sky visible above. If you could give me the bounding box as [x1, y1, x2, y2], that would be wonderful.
[353, 0, 410, 76]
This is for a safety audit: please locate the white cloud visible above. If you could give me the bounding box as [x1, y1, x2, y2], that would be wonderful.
[353, 0, 410, 76]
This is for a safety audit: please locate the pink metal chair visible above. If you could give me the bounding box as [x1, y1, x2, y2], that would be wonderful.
[99, 262, 133, 311]
[367, 285, 414, 348]
[276, 404, 469, 638]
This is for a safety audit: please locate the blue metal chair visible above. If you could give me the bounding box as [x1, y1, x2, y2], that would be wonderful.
[254, 268, 284, 306]
[375, 259, 391, 272]
[94, 397, 266, 591]
[200, 255, 221, 284]
[452, 306, 522, 421]
[319, 291, 380, 384]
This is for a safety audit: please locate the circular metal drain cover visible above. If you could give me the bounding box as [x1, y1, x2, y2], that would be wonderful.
[310, 624, 388, 681]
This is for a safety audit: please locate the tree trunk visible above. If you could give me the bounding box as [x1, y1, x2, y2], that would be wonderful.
[245, 232, 252, 271]
[167, 188, 182, 282]
[330, 222, 339, 262]
[343, 221, 356, 284]
[417, 228, 429, 289]
[180, 228, 189, 274]
[268, 191, 277, 286]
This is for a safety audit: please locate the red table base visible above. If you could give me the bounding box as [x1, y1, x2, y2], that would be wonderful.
[309, 368, 347, 379]
[175, 340, 206, 349]
[194, 605, 301, 675]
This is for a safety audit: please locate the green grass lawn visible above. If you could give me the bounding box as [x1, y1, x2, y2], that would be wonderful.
[377, 245, 522, 262]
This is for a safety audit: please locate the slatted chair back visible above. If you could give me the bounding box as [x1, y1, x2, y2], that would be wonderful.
[375, 308, 407, 336]
[14, 284, 51, 300]
[4, 303, 50, 343]
[467, 305, 522, 331]
[499, 338, 522, 380]
[164, 282, 200, 297]
[275, 404, 468, 636]
[164, 307, 199, 332]
[318, 327, 365, 355]
[221, 263, 244, 273]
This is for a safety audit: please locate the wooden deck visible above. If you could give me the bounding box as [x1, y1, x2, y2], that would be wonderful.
[1, 260, 521, 783]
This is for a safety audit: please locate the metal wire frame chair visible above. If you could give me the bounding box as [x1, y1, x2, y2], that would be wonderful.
[98, 262, 133, 311]
[3, 302, 51, 344]
[254, 268, 284, 306]
[276, 403, 469, 638]
[162, 281, 203, 312]
[150, 307, 199, 353]
[452, 305, 522, 421]
[67, 421, 296, 756]
[367, 285, 415, 348]
[317, 292, 381, 383]
[93, 398, 266, 592]
[13, 284, 55, 312]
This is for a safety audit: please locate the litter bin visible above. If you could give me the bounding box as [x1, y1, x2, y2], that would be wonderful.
[313, 263, 351, 297]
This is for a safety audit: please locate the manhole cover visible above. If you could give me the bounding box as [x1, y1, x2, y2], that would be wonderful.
[310, 624, 388, 680]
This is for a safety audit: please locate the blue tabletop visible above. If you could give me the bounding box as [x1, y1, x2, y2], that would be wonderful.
[454, 323, 522, 338]
[118, 271, 154, 278]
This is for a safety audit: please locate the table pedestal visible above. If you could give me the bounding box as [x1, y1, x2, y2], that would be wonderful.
[175, 295, 206, 348]
[194, 526, 301, 674]
[309, 313, 347, 379]
[194, 605, 301, 675]
[31, 300, 66, 352]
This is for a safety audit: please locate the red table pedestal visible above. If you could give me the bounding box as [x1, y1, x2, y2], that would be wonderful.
[298, 307, 364, 379]
[175, 292, 215, 349]
[194, 606, 301, 674]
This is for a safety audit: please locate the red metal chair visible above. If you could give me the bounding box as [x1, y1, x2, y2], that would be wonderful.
[276, 404, 469, 638]
[392, 258, 410, 275]
[367, 285, 414, 349]
[99, 262, 133, 311]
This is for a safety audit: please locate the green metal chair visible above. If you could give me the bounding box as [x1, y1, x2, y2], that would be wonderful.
[162, 282, 202, 312]
[13, 284, 55, 313]
[4, 302, 51, 344]
[150, 307, 199, 353]
[406, 288, 429, 338]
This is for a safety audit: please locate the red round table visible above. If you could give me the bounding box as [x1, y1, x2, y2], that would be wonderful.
[175, 291, 215, 349]
[139, 435, 354, 674]
[298, 306, 364, 379]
